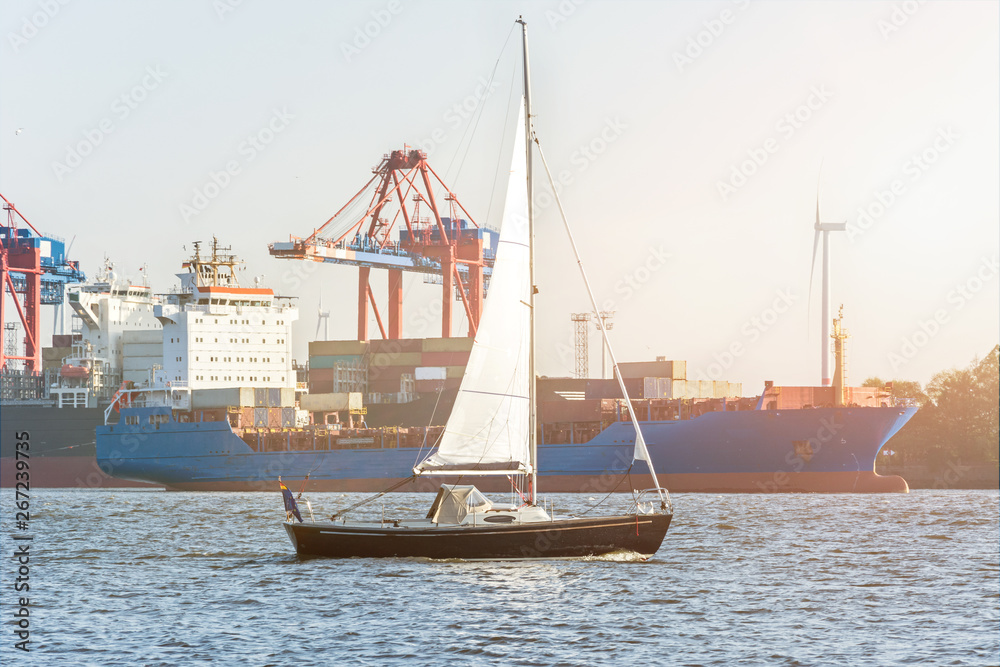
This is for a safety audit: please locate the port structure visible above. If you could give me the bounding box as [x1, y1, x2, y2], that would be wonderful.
[0, 193, 85, 373]
[595, 310, 615, 379]
[269, 147, 497, 341]
[571, 313, 590, 379]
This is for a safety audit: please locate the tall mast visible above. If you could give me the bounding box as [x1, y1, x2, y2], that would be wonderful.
[517, 16, 537, 505]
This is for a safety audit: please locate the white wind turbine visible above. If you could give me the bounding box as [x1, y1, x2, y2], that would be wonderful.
[809, 191, 847, 387]
[315, 293, 330, 341]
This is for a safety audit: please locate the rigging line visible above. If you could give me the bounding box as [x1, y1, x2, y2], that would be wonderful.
[445, 23, 517, 186]
[412, 383, 447, 469]
[485, 59, 519, 231]
[579, 463, 634, 516]
[329, 475, 416, 520]
[532, 135, 665, 493]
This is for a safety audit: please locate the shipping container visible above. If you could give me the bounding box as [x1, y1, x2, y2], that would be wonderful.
[309, 354, 364, 370]
[370, 338, 424, 354]
[309, 380, 334, 394]
[43, 346, 71, 360]
[191, 387, 256, 409]
[367, 365, 416, 382]
[309, 368, 335, 383]
[539, 378, 589, 401]
[280, 387, 295, 407]
[420, 351, 471, 367]
[584, 377, 644, 399]
[309, 340, 368, 357]
[421, 337, 475, 352]
[52, 334, 77, 348]
[267, 387, 281, 407]
[618, 360, 685, 380]
[538, 399, 606, 423]
[370, 351, 423, 368]
[416, 378, 461, 393]
[254, 388, 268, 407]
[254, 407, 269, 427]
[281, 407, 296, 427]
[300, 392, 363, 412]
[445, 365, 466, 379]
[415, 366, 447, 381]
[368, 378, 404, 394]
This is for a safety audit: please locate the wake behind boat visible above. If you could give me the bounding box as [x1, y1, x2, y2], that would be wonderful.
[281, 18, 673, 561]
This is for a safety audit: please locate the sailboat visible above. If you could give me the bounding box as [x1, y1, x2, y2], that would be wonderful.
[281, 18, 673, 560]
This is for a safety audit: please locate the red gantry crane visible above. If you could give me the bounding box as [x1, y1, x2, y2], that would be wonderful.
[1, 193, 85, 375]
[269, 147, 497, 341]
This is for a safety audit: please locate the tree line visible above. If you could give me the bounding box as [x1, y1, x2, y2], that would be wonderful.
[864, 344, 999, 467]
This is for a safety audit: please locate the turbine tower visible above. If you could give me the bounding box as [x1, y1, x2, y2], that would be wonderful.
[315, 293, 331, 341]
[809, 194, 847, 386]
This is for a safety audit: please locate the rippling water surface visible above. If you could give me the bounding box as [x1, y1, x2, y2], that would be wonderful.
[1, 489, 997, 666]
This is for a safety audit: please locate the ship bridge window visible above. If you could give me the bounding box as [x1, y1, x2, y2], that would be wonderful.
[199, 299, 209, 305]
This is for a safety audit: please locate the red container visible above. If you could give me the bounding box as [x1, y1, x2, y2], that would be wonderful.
[368, 378, 402, 393]
[421, 351, 470, 367]
[370, 338, 423, 354]
[309, 368, 335, 383]
[309, 380, 334, 394]
[415, 379, 445, 393]
[538, 399, 603, 423]
[366, 365, 415, 382]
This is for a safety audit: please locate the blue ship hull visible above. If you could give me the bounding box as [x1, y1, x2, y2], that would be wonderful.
[96, 405, 917, 493]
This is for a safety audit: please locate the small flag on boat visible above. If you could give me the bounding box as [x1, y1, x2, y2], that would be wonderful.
[280, 481, 303, 522]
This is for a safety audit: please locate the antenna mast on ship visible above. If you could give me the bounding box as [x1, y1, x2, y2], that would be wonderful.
[184, 237, 243, 287]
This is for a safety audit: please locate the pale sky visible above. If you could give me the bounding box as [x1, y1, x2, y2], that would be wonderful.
[2, 1, 997, 393]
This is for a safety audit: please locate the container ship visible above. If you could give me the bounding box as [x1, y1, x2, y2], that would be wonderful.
[0, 257, 162, 489]
[92, 241, 917, 493]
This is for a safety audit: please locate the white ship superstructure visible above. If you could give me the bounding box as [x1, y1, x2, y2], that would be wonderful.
[155, 239, 298, 390]
[54, 260, 162, 406]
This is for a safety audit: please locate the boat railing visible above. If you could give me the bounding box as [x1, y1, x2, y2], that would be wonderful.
[630, 487, 673, 516]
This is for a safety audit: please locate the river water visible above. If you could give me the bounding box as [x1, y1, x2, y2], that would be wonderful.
[1, 489, 997, 666]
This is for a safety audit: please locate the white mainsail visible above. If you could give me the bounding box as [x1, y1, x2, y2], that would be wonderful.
[415, 100, 532, 475]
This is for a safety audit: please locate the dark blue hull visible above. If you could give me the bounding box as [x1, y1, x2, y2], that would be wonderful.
[96, 406, 917, 493]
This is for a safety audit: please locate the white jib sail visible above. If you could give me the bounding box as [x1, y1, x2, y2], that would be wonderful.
[415, 99, 532, 475]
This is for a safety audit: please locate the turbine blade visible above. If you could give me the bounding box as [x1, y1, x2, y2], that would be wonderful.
[808, 229, 820, 327]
